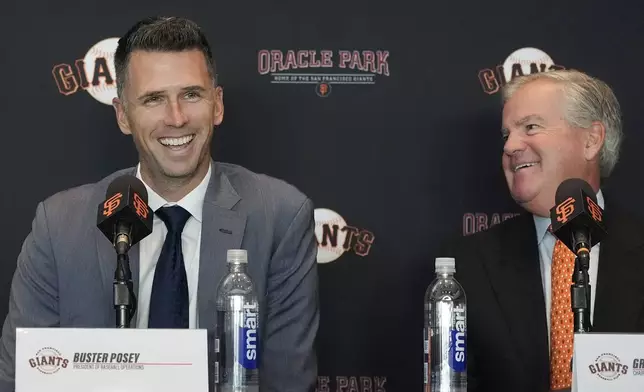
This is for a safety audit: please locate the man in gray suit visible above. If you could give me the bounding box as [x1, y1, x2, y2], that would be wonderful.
[0, 16, 319, 391]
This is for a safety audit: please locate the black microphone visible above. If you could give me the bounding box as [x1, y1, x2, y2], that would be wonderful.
[549, 177, 607, 334]
[96, 174, 153, 328]
[97, 175, 153, 256]
[549, 178, 607, 258]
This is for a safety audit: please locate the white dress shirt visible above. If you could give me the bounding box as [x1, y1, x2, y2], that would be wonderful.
[134, 163, 211, 329]
[533, 190, 604, 347]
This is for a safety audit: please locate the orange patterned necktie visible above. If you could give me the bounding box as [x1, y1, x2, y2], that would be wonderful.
[550, 233, 576, 390]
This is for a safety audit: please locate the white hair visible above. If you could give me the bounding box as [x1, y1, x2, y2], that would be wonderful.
[502, 69, 623, 178]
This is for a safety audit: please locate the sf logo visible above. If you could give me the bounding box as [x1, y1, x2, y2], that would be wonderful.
[103, 193, 122, 217]
[132, 193, 149, 219]
[316, 82, 331, 97]
[586, 196, 602, 222]
[556, 197, 575, 223]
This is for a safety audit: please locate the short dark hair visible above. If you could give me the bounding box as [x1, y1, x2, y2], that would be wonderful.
[114, 16, 217, 98]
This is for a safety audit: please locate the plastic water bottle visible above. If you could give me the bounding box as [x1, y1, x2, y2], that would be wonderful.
[424, 257, 467, 392]
[215, 249, 260, 392]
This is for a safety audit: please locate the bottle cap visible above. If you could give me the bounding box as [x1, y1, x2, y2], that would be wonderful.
[435, 257, 455, 273]
[227, 249, 248, 264]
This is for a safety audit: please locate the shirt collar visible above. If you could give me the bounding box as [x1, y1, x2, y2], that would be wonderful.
[135, 162, 212, 223]
[534, 189, 605, 244]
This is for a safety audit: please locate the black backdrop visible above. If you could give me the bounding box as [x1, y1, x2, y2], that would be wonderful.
[2, 1, 644, 391]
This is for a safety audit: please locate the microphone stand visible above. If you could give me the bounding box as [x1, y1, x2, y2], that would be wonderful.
[569, 248, 592, 382]
[571, 250, 592, 333]
[114, 229, 137, 328]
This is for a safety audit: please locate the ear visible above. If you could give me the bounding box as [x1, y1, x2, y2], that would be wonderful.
[213, 85, 224, 126]
[584, 121, 605, 161]
[112, 97, 132, 135]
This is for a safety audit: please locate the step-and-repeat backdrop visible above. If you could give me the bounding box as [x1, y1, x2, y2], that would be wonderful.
[2, 1, 643, 390]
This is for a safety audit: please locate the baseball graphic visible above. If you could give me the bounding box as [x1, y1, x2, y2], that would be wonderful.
[83, 37, 120, 105]
[502, 47, 554, 83]
[31, 347, 65, 374]
[314, 208, 347, 264]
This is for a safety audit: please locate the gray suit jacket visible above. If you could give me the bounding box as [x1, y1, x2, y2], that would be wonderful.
[0, 161, 319, 392]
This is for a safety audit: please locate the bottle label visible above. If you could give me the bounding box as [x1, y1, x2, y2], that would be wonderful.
[449, 304, 466, 372]
[215, 311, 225, 385]
[239, 302, 259, 369]
[424, 327, 431, 391]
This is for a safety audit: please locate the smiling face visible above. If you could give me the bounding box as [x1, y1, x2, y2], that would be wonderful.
[113, 49, 223, 198]
[501, 79, 602, 216]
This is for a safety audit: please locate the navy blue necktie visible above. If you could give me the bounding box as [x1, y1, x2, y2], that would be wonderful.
[148, 206, 191, 328]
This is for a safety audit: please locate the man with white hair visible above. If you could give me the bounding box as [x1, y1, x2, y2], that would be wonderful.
[438, 69, 644, 391]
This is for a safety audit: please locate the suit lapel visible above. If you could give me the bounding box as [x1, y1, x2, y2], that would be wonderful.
[96, 229, 116, 326]
[593, 201, 644, 332]
[197, 162, 247, 329]
[484, 214, 549, 379]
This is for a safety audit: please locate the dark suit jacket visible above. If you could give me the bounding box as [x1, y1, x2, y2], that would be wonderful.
[0, 161, 319, 392]
[438, 198, 644, 392]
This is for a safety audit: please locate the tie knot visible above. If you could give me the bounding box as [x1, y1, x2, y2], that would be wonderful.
[156, 206, 192, 234]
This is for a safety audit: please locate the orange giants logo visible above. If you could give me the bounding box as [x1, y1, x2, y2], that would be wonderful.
[316, 82, 331, 97]
[132, 193, 148, 219]
[478, 47, 565, 95]
[103, 192, 122, 217]
[52, 37, 119, 105]
[556, 197, 576, 224]
[314, 208, 375, 264]
[586, 196, 603, 222]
